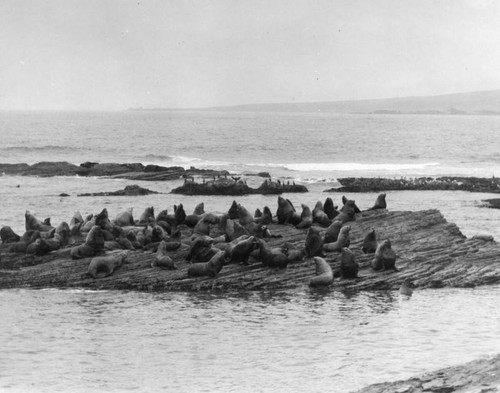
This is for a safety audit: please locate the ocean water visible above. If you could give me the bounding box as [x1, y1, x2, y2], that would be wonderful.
[1, 110, 500, 392]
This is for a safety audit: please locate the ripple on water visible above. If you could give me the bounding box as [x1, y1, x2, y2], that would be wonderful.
[1, 286, 500, 392]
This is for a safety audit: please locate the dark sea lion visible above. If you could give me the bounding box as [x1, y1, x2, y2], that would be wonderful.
[225, 235, 258, 265]
[193, 213, 220, 236]
[184, 202, 206, 227]
[115, 208, 135, 226]
[256, 238, 289, 268]
[372, 239, 398, 271]
[324, 197, 339, 220]
[9, 230, 41, 253]
[174, 203, 187, 225]
[237, 203, 254, 227]
[137, 206, 155, 225]
[223, 217, 251, 242]
[80, 214, 96, 233]
[362, 229, 378, 254]
[87, 251, 128, 278]
[324, 220, 343, 244]
[304, 227, 324, 258]
[282, 242, 305, 262]
[186, 236, 218, 263]
[228, 200, 239, 219]
[366, 193, 387, 211]
[25, 210, 53, 232]
[336, 200, 358, 223]
[255, 206, 273, 225]
[323, 225, 350, 252]
[187, 250, 226, 278]
[276, 196, 301, 225]
[151, 240, 176, 270]
[309, 257, 333, 287]
[312, 201, 331, 227]
[70, 225, 105, 259]
[341, 197, 361, 213]
[254, 208, 262, 218]
[70, 211, 84, 236]
[339, 247, 358, 278]
[95, 208, 113, 231]
[0, 226, 21, 243]
[296, 204, 313, 229]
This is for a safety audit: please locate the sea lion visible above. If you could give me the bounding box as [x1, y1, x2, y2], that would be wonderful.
[372, 239, 398, 271]
[228, 200, 239, 219]
[185, 202, 205, 227]
[399, 279, 415, 297]
[472, 234, 494, 242]
[276, 196, 301, 225]
[324, 197, 339, 220]
[115, 208, 135, 226]
[70, 211, 84, 236]
[309, 257, 333, 287]
[174, 203, 187, 226]
[225, 235, 258, 265]
[323, 225, 350, 252]
[366, 193, 387, 211]
[312, 201, 331, 227]
[237, 203, 254, 227]
[341, 196, 361, 213]
[8, 230, 40, 253]
[186, 236, 218, 263]
[336, 200, 358, 223]
[339, 247, 358, 278]
[362, 229, 378, 254]
[70, 225, 105, 259]
[80, 214, 96, 233]
[193, 213, 220, 236]
[137, 206, 155, 225]
[296, 204, 313, 229]
[254, 206, 273, 225]
[25, 210, 53, 232]
[254, 208, 262, 218]
[0, 226, 21, 243]
[304, 227, 324, 258]
[324, 220, 343, 244]
[256, 238, 289, 268]
[282, 242, 305, 262]
[187, 250, 226, 278]
[87, 251, 128, 278]
[151, 240, 176, 270]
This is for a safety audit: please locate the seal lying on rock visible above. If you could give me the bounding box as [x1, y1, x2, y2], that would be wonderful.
[187, 250, 226, 278]
[256, 238, 289, 268]
[309, 257, 333, 287]
[224, 236, 258, 265]
[87, 251, 128, 278]
[372, 239, 398, 271]
[186, 236, 218, 263]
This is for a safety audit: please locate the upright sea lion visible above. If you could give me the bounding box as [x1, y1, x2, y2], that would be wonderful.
[296, 204, 313, 229]
[87, 251, 128, 278]
[324, 220, 343, 244]
[276, 196, 301, 225]
[254, 206, 273, 225]
[25, 211, 53, 232]
[309, 257, 333, 287]
[254, 208, 262, 218]
[70, 211, 84, 236]
[366, 193, 387, 211]
[304, 227, 324, 258]
[228, 200, 239, 219]
[0, 226, 21, 243]
[151, 240, 176, 270]
[70, 225, 105, 259]
[186, 236, 215, 263]
[115, 208, 135, 227]
[336, 200, 358, 223]
[324, 197, 339, 220]
[237, 204, 254, 227]
[341, 196, 361, 213]
[193, 213, 220, 236]
[80, 214, 96, 233]
[323, 225, 350, 252]
[187, 250, 226, 278]
[362, 229, 378, 254]
[184, 202, 206, 227]
[225, 235, 257, 265]
[256, 238, 289, 268]
[137, 206, 155, 225]
[339, 247, 358, 278]
[312, 201, 331, 227]
[372, 239, 398, 271]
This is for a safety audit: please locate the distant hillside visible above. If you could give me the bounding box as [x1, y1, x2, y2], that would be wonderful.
[200, 90, 500, 115]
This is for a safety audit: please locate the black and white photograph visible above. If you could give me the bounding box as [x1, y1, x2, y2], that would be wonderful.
[2, 1, 500, 392]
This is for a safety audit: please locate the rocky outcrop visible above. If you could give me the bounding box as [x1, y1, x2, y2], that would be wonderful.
[1, 208, 499, 292]
[327, 176, 500, 193]
[355, 353, 500, 393]
[78, 184, 160, 197]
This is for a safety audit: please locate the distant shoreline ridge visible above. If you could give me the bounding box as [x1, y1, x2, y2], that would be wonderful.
[127, 89, 500, 114]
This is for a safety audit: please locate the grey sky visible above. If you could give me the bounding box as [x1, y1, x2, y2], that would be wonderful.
[1, 0, 500, 110]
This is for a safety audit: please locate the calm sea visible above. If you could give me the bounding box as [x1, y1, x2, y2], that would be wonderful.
[1, 111, 500, 392]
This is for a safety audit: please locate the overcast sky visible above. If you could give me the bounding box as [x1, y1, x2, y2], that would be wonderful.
[1, 0, 500, 110]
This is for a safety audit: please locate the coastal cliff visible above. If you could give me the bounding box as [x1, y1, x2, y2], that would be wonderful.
[1, 208, 499, 292]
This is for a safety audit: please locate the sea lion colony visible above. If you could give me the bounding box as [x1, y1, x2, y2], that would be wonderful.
[0, 192, 403, 288]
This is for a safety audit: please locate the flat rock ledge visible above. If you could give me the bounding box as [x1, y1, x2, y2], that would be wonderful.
[326, 176, 500, 193]
[1, 208, 499, 292]
[78, 184, 160, 197]
[355, 353, 500, 393]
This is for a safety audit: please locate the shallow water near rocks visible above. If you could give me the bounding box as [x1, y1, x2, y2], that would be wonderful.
[2, 286, 500, 393]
